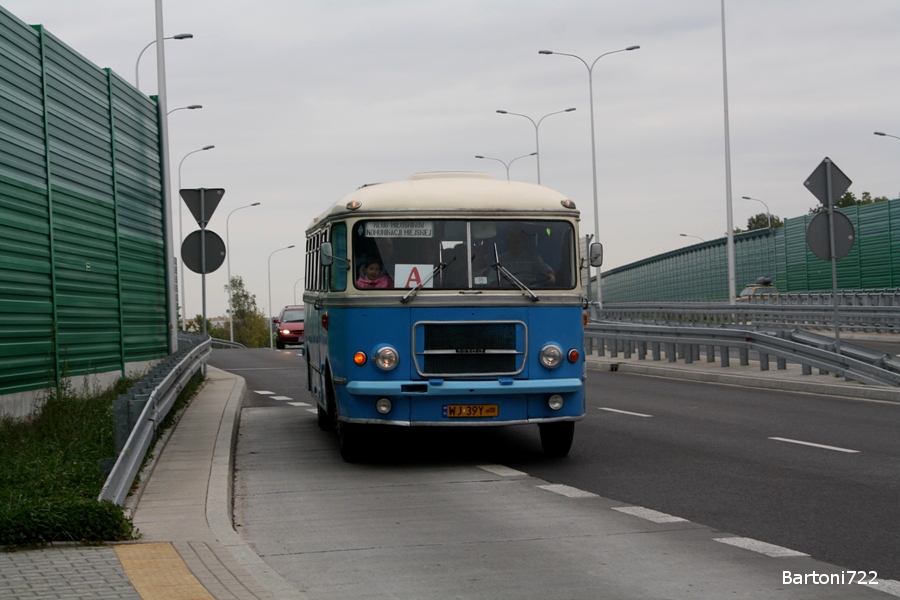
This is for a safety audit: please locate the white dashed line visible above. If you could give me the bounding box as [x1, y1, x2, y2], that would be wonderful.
[478, 465, 527, 477]
[612, 506, 687, 523]
[254, 390, 275, 395]
[598, 407, 652, 418]
[769, 437, 860, 453]
[713, 537, 808, 557]
[305, 409, 318, 415]
[270, 395, 292, 401]
[537, 484, 598, 498]
[875, 579, 900, 597]
[286, 402, 307, 407]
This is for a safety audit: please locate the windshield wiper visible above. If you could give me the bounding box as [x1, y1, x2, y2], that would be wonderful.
[400, 256, 456, 303]
[491, 244, 539, 302]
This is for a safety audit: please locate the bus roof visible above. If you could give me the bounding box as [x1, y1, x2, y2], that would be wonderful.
[307, 172, 578, 231]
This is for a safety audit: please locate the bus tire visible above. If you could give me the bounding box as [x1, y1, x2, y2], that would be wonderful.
[539, 421, 574, 458]
[339, 422, 365, 463]
[316, 402, 330, 431]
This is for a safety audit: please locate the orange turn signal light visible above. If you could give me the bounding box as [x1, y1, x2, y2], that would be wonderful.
[568, 349, 580, 363]
[353, 351, 367, 365]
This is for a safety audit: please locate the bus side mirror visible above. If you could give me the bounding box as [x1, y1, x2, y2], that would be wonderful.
[589, 242, 603, 267]
[321, 242, 334, 266]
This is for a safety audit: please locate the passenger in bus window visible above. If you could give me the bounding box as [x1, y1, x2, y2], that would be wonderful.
[500, 228, 555, 285]
[356, 257, 394, 289]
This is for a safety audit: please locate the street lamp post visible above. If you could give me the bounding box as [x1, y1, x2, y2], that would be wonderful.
[226, 202, 261, 342]
[177, 145, 215, 330]
[540, 45, 639, 310]
[135, 32, 193, 90]
[496, 108, 576, 184]
[167, 104, 202, 115]
[474, 152, 537, 180]
[679, 233, 706, 242]
[294, 277, 304, 304]
[268, 245, 296, 349]
[874, 131, 900, 141]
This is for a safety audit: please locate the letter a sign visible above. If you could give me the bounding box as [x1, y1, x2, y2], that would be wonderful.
[395, 264, 434, 289]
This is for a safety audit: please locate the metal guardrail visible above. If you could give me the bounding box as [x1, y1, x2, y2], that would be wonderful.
[98, 333, 211, 506]
[210, 337, 247, 349]
[585, 321, 900, 387]
[600, 302, 900, 333]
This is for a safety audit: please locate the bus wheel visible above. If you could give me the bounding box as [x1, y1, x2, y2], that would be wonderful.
[320, 368, 337, 432]
[339, 422, 365, 463]
[316, 403, 331, 431]
[539, 422, 574, 458]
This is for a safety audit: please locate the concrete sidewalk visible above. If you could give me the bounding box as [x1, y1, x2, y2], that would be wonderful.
[1, 348, 898, 599]
[0, 366, 296, 600]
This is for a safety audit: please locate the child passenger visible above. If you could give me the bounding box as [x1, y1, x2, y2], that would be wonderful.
[356, 258, 393, 289]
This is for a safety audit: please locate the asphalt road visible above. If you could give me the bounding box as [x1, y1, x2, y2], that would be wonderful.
[209, 347, 899, 595]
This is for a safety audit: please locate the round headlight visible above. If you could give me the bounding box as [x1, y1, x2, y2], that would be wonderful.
[548, 394, 564, 410]
[373, 346, 399, 371]
[376, 398, 392, 414]
[539, 344, 563, 369]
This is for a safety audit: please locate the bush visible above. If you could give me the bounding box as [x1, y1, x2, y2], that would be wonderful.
[0, 378, 137, 547]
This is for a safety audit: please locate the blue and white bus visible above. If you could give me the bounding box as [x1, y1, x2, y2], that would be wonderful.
[303, 172, 598, 461]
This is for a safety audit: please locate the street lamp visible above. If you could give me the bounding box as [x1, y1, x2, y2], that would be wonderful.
[540, 45, 640, 310]
[496, 108, 576, 184]
[226, 202, 261, 342]
[740, 196, 771, 229]
[168, 104, 202, 115]
[135, 33, 193, 90]
[294, 277, 304, 304]
[474, 152, 537, 180]
[268, 245, 296, 349]
[679, 233, 706, 242]
[874, 131, 900, 141]
[176, 144, 215, 330]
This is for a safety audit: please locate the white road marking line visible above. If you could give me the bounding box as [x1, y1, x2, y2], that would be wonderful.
[537, 484, 598, 498]
[254, 390, 275, 395]
[286, 402, 307, 407]
[612, 506, 687, 523]
[713, 536, 808, 557]
[305, 409, 318, 415]
[598, 407, 652, 418]
[478, 465, 527, 477]
[875, 579, 900, 597]
[270, 395, 293, 401]
[769, 437, 860, 453]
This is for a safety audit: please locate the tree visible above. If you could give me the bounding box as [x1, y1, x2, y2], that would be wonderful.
[808, 191, 889, 215]
[745, 212, 784, 231]
[226, 276, 270, 348]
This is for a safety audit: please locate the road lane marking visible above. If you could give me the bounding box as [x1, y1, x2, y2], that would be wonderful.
[305, 409, 318, 415]
[253, 390, 275, 395]
[713, 537, 808, 557]
[271, 395, 292, 401]
[478, 465, 527, 477]
[769, 437, 860, 453]
[598, 407, 652, 418]
[612, 506, 687, 523]
[538, 484, 598, 498]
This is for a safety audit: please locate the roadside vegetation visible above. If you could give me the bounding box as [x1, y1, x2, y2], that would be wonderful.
[184, 275, 271, 347]
[0, 370, 203, 548]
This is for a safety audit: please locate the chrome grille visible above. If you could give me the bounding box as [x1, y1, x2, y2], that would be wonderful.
[414, 321, 525, 377]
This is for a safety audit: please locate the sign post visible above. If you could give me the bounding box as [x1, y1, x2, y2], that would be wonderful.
[803, 158, 853, 354]
[180, 188, 226, 339]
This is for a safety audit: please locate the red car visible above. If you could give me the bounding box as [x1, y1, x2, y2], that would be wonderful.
[274, 305, 305, 349]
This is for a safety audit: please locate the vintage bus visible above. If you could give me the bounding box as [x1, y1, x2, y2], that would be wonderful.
[303, 172, 597, 461]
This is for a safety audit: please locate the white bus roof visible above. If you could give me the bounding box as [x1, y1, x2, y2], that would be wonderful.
[307, 172, 578, 230]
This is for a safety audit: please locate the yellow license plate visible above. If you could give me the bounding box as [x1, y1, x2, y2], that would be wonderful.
[443, 404, 499, 418]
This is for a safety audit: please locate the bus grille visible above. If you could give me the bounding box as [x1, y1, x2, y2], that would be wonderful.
[414, 322, 525, 376]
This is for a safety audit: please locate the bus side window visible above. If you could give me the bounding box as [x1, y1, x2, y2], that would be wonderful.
[329, 222, 348, 291]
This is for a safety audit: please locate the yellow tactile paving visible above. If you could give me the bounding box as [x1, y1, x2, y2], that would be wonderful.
[115, 542, 214, 600]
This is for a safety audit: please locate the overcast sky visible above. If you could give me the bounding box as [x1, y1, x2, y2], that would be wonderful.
[4, 1, 900, 320]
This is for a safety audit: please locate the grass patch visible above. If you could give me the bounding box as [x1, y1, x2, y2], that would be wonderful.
[0, 370, 203, 548]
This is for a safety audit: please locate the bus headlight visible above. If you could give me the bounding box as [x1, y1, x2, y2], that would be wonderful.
[376, 398, 393, 414]
[373, 346, 399, 371]
[539, 344, 563, 369]
[548, 395, 564, 410]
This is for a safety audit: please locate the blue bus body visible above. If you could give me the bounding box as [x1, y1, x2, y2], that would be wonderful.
[303, 173, 587, 460]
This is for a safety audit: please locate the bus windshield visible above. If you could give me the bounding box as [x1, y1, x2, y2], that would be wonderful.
[351, 219, 576, 290]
